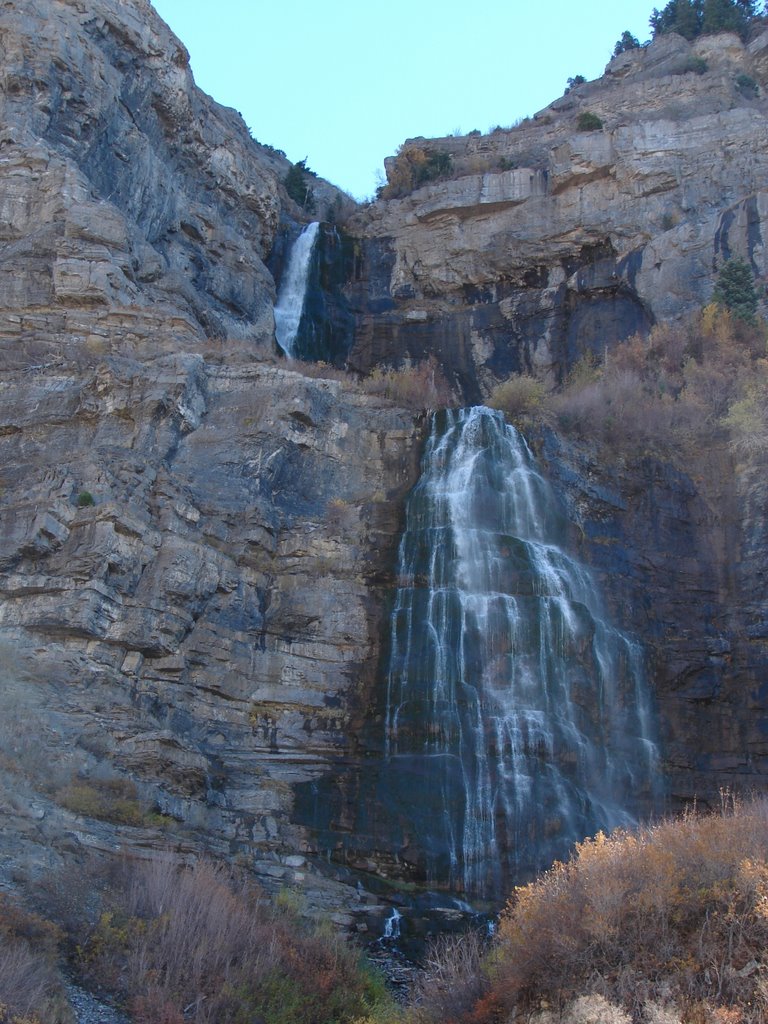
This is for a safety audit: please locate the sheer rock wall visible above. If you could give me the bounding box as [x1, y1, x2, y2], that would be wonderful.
[2, 0, 768, 917]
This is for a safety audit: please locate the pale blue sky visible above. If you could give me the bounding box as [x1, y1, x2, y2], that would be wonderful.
[151, 1, 656, 199]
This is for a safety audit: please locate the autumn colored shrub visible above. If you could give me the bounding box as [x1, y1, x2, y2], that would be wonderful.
[0, 895, 66, 1024]
[55, 774, 145, 826]
[723, 378, 768, 452]
[360, 357, 455, 410]
[487, 374, 547, 421]
[442, 798, 768, 1024]
[544, 308, 767, 456]
[381, 145, 453, 198]
[75, 856, 393, 1024]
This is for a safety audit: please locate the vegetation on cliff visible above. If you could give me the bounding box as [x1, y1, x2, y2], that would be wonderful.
[410, 799, 768, 1024]
[284, 158, 317, 212]
[490, 289, 768, 458]
[378, 145, 454, 199]
[650, 0, 762, 41]
[0, 895, 68, 1024]
[0, 857, 393, 1024]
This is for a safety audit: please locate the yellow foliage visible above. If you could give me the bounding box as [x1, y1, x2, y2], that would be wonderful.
[487, 374, 546, 421]
[485, 802, 768, 1024]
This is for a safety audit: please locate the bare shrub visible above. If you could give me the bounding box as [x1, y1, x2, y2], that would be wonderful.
[0, 895, 66, 1024]
[410, 929, 488, 1023]
[288, 359, 351, 383]
[360, 357, 455, 410]
[74, 856, 392, 1024]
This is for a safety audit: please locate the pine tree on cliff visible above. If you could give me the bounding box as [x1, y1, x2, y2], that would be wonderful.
[613, 30, 641, 55]
[712, 257, 759, 322]
[702, 0, 754, 34]
[650, 0, 757, 38]
[650, 0, 702, 39]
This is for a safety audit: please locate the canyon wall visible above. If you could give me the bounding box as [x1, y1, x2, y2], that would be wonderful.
[1, 0, 768, 921]
[347, 30, 768, 399]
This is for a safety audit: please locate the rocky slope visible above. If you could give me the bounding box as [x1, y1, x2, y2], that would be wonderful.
[1, 0, 768, 928]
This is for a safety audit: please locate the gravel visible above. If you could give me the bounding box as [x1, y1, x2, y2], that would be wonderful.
[64, 980, 129, 1024]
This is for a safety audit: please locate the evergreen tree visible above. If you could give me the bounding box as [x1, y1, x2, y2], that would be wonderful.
[651, 0, 758, 37]
[283, 159, 316, 212]
[712, 257, 759, 322]
[702, 0, 750, 34]
[650, 0, 703, 38]
[613, 30, 641, 56]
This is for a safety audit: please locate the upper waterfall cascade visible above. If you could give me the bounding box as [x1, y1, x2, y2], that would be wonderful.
[274, 221, 320, 358]
[384, 406, 661, 897]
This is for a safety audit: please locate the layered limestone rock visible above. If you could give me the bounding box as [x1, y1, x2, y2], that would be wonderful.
[0, 354, 422, 920]
[3, 0, 768, 922]
[347, 31, 768, 395]
[0, 0, 349, 348]
[0, 0, 418, 924]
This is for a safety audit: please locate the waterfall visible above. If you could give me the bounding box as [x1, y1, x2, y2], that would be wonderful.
[274, 221, 320, 358]
[382, 907, 402, 940]
[384, 406, 660, 898]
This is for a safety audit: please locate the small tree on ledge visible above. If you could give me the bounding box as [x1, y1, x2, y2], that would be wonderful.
[577, 112, 604, 131]
[613, 30, 641, 56]
[284, 159, 316, 212]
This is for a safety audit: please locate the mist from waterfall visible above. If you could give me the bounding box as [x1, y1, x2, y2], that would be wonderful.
[384, 406, 660, 898]
[274, 221, 320, 358]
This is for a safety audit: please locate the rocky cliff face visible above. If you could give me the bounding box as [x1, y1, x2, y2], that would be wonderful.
[0, 0, 420, 927]
[2, 0, 768, 924]
[347, 31, 768, 397]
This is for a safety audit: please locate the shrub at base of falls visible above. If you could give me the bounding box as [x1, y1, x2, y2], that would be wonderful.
[487, 374, 547, 422]
[359, 357, 456, 410]
[0, 895, 69, 1024]
[409, 798, 768, 1024]
[30, 857, 394, 1024]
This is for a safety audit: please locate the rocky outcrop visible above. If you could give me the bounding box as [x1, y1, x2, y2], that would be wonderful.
[347, 31, 768, 396]
[0, 0, 351, 350]
[533, 432, 768, 812]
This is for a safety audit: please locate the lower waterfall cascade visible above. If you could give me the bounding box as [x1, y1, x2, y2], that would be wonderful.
[383, 406, 661, 898]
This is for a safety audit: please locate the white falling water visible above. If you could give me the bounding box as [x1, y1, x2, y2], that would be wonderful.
[382, 907, 402, 940]
[274, 221, 320, 358]
[384, 406, 660, 897]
